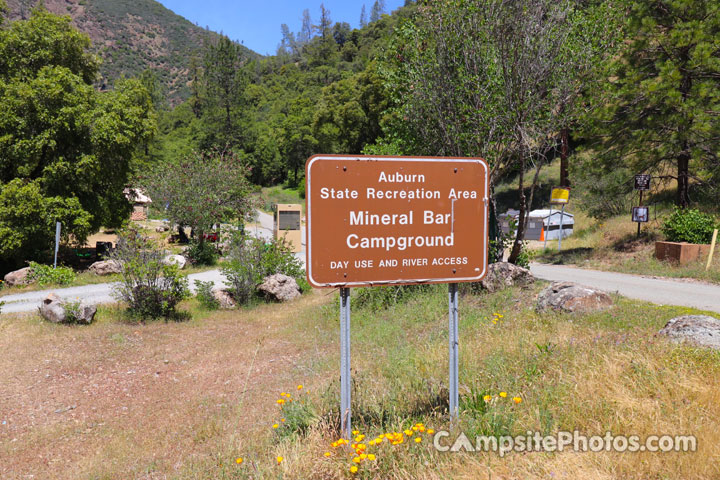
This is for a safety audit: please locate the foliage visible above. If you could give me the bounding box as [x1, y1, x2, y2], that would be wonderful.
[221, 233, 305, 305]
[194, 280, 219, 310]
[378, 0, 619, 263]
[62, 299, 85, 324]
[111, 230, 190, 321]
[141, 148, 256, 244]
[581, 0, 720, 208]
[186, 239, 218, 266]
[27, 262, 76, 286]
[0, 8, 156, 268]
[353, 285, 434, 310]
[662, 208, 718, 244]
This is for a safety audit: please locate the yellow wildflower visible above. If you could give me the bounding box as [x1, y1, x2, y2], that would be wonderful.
[276, 456, 283, 464]
[499, 392, 507, 398]
[427, 429, 435, 435]
[415, 437, 422, 443]
[483, 395, 492, 402]
[352, 457, 361, 464]
[297, 384, 303, 390]
[324, 452, 331, 457]
[350, 466, 358, 474]
[236, 457, 243, 464]
[368, 454, 376, 461]
[272, 423, 279, 429]
[513, 396, 522, 404]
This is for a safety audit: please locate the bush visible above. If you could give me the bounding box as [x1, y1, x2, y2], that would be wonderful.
[186, 239, 218, 266]
[353, 285, 434, 310]
[194, 280, 219, 310]
[111, 230, 190, 321]
[28, 262, 76, 286]
[221, 233, 305, 305]
[662, 208, 718, 244]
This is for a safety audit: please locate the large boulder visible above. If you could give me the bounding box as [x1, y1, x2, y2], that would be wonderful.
[480, 262, 535, 293]
[658, 315, 720, 350]
[4, 267, 33, 287]
[162, 254, 187, 270]
[213, 288, 236, 309]
[536, 282, 613, 313]
[39, 293, 97, 325]
[257, 274, 301, 302]
[88, 260, 122, 276]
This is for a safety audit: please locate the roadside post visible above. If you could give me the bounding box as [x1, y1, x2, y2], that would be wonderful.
[550, 188, 570, 251]
[306, 155, 489, 438]
[707, 229, 718, 271]
[634, 174, 651, 238]
[54, 222, 61, 269]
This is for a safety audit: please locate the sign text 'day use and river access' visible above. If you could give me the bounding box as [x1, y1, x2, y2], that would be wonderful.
[306, 155, 489, 287]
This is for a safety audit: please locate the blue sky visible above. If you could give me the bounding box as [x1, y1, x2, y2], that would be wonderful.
[156, 1, 406, 56]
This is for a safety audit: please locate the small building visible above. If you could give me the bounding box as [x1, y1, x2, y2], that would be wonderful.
[500, 209, 574, 241]
[124, 188, 152, 221]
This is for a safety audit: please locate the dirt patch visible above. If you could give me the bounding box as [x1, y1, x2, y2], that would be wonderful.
[0, 292, 332, 479]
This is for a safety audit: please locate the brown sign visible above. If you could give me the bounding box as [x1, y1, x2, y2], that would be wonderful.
[306, 155, 489, 288]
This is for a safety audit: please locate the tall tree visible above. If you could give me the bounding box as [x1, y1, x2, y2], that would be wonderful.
[203, 35, 247, 146]
[584, 0, 720, 208]
[380, 0, 617, 263]
[360, 4, 368, 27]
[0, 7, 155, 269]
[298, 9, 313, 45]
[370, 0, 386, 22]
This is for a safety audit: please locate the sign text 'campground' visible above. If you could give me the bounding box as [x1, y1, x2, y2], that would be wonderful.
[306, 156, 488, 287]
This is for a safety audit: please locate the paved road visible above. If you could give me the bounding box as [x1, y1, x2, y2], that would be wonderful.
[530, 263, 720, 314]
[2, 210, 307, 314]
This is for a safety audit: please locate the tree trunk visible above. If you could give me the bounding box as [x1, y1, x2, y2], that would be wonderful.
[677, 147, 690, 208]
[560, 128, 570, 187]
[508, 157, 527, 264]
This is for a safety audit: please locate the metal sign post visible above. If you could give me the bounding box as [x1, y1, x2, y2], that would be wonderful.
[340, 287, 352, 439]
[557, 205, 566, 252]
[448, 283, 459, 422]
[54, 222, 61, 269]
[306, 155, 488, 428]
[634, 175, 651, 238]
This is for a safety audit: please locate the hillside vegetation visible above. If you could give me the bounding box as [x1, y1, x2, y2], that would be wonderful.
[5, 0, 256, 102]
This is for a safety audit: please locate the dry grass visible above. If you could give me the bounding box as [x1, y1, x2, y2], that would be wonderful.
[1, 283, 719, 479]
[532, 208, 720, 284]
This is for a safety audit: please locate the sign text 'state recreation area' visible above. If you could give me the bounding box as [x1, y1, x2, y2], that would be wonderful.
[306, 156, 489, 287]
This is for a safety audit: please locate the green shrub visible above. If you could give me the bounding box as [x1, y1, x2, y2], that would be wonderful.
[194, 280, 219, 310]
[186, 239, 218, 266]
[662, 207, 718, 244]
[353, 285, 434, 310]
[221, 233, 305, 305]
[28, 262, 76, 286]
[111, 230, 190, 321]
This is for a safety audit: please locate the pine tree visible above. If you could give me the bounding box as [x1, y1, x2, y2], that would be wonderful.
[586, 0, 720, 207]
[360, 4, 368, 27]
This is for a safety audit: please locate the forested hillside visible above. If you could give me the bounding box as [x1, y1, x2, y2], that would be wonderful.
[151, 1, 417, 185]
[5, 0, 256, 102]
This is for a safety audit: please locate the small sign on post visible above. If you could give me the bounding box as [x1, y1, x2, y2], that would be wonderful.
[549, 188, 570, 251]
[632, 206, 649, 223]
[634, 174, 651, 237]
[306, 155, 489, 438]
[634, 174, 651, 191]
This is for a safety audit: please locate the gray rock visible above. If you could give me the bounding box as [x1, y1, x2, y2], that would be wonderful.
[4, 267, 33, 287]
[536, 281, 613, 313]
[162, 254, 187, 270]
[213, 288, 236, 309]
[88, 260, 122, 276]
[38, 293, 97, 324]
[70, 303, 97, 325]
[480, 262, 535, 293]
[658, 315, 720, 350]
[39, 294, 67, 323]
[257, 274, 301, 302]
